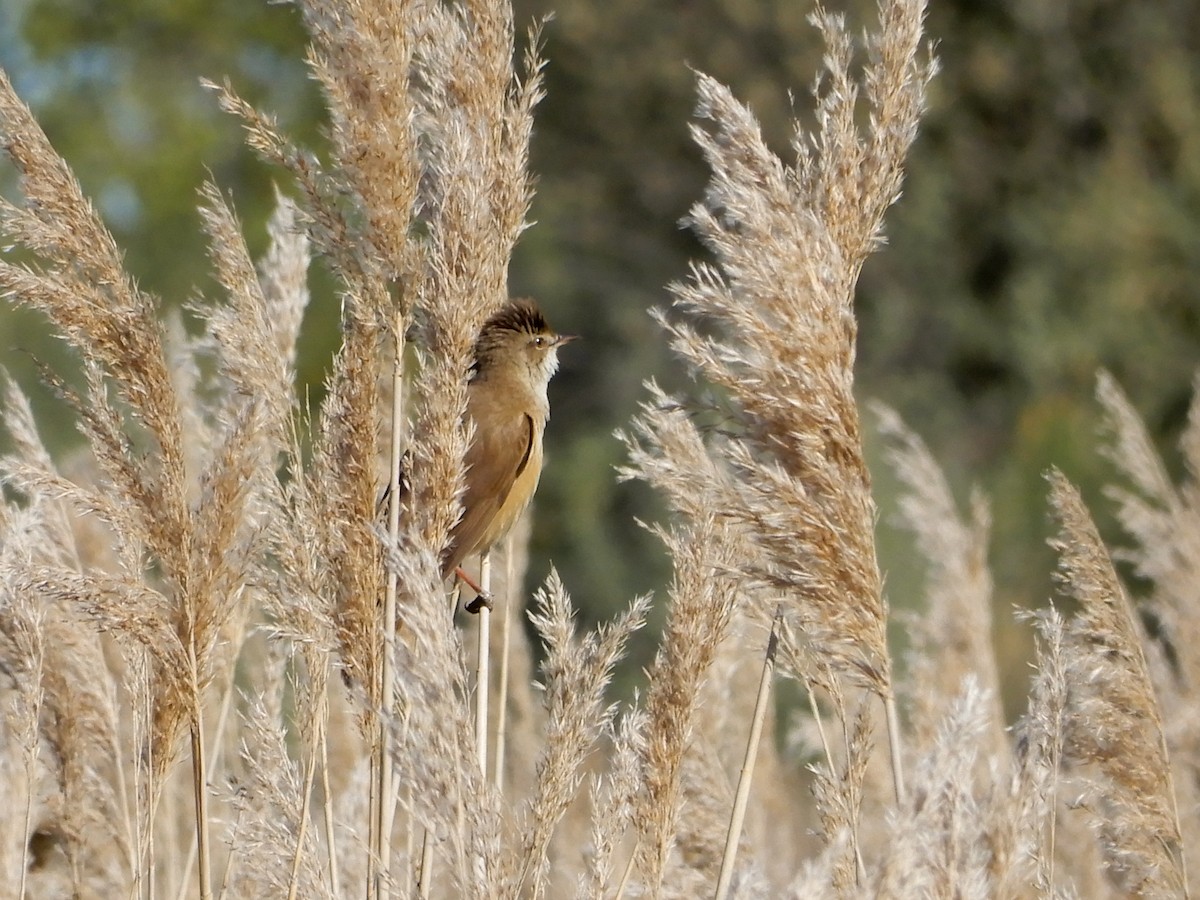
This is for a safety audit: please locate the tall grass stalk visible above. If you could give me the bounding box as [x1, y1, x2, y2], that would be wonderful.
[318, 702, 340, 900]
[186, 708, 211, 900]
[476, 551, 494, 779]
[494, 537, 516, 793]
[714, 607, 780, 899]
[173, 662, 240, 900]
[417, 831, 434, 898]
[374, 313, 407, 900]
[287, 698, 324, 900]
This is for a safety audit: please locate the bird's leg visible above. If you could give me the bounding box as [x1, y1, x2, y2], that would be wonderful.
[456, 566, 494, 613]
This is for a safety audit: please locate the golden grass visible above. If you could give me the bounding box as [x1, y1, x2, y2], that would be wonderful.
[0, 0, 1195, 897]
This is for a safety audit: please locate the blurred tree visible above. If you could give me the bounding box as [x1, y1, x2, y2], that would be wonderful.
[859, 0, 1200, 622]
[14, 0, 320, 295]
[0, 0, 331, 444]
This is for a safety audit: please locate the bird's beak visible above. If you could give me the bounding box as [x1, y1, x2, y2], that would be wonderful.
[553, 333, 578, 348]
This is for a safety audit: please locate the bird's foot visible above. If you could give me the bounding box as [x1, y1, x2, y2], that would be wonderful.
[464, 592, 494, 614]
[454, 565, 494, 614]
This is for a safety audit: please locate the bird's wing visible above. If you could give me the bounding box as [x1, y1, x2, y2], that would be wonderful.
[442, 411, 536, 576]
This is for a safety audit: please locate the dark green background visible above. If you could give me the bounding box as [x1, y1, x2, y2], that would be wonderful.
[3, 0, 1198, 710]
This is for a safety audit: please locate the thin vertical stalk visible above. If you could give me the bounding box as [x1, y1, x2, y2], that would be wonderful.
[403, 786, 414, 897]
[883, 693, 906, 804]
[475, 550, 493, 778]
[286, 702, 325, 900]
[18, 733, 36, 900]
[189, 718, 212, 900]
[367, 735, 379, 900]
[493, 536, 514, 792]
[614, 848, 636, 900]
[377, 315, 406, 899]
[131, 665, 155, 900]
[319, 704, 340, 899]
[175, 657, 241, 900]
[188, 638, 212, 900]
[215, 804, 244, 900]
[417, 830, 434, 898]
[714, 611, 779, 900]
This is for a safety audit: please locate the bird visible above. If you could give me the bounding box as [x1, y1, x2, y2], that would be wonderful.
[443, 299, 575, 610]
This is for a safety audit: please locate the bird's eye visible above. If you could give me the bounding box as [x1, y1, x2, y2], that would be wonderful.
[533, 336, 544, 347]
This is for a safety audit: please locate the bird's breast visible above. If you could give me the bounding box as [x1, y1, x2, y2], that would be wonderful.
[463, 375, 548, 545]
[480, 433, 543, 550]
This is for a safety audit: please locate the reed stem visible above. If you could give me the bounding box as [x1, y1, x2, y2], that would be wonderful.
[493, 536, 514, 792]
[475, 550, 493, 778]
[376, 313, 407, 899]
[714, 609, 780, 900]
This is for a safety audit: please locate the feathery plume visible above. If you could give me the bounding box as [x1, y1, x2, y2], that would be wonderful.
[1048, 471, 1188, 897]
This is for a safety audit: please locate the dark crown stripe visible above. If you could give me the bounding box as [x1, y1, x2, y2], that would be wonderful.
[482, 299, 548, 337]
[471, 299, 551, 378]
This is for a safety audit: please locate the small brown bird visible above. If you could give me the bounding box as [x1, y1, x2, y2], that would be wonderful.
[444, 299, 574, 608]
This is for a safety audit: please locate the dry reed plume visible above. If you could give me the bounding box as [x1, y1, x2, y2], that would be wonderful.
[0, 0, 1196, 897]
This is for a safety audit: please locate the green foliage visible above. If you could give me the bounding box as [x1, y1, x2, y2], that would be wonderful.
[1, 0, 330, 447]
[861, 0, 1200, 608]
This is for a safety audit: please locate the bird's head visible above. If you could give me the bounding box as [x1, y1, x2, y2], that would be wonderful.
[472, 299, 576, 390]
